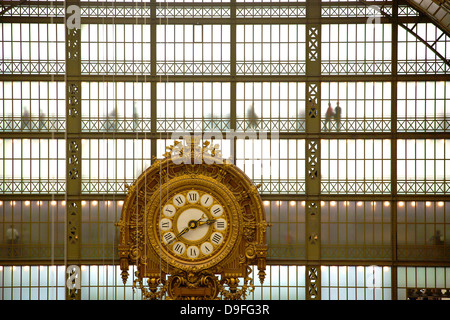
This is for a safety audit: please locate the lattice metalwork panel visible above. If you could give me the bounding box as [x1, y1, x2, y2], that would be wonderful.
[83, 6, 152, 18]
[398, 5, 421, 16]
[236, 5, 306, 18]
[81, 139, 152, 194]
[321, 139, 391, 194]
[397, 139, 450, 194]
[397, 81, 449, 132]
[236, 25, 306, 75]
[156, 6, 230, 18]
[157, 24, 230, 75]
[81, 82, 151, 132]
[0, 23, 66, 74]
[157, 82, 230, 132]
[321, 23, 392, 75]
[306, 265, 320, 300]
[236, 82, 306, 132]
[321, 82, 391, 132]
[321, 4, 392, 18]
[397, 23, 449, 74]
[0, 81, 66, 132]
[0, 4, 65, 17]
[0, 139, 66, 194]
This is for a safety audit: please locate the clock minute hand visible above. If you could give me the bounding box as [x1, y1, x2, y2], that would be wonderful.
[168, 216, 204, 245]
[197, 218, 216, 227]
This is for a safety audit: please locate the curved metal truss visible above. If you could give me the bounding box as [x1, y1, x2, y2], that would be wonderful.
[403, 0, 450, 36]
[359, 0, 450, 69]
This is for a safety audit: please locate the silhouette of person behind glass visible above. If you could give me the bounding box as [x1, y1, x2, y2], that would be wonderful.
[107, 108, 117, 131]
[324, 102, 334, 131]
[246, 103, 259, 130]
[6, 225, 19, 257]
[429, 230, 444, 245]
[334, 102, 342, 131]
[21, 109, 31, 130]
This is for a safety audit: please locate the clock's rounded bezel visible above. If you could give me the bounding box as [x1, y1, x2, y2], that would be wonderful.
[146, 174, 242, 272]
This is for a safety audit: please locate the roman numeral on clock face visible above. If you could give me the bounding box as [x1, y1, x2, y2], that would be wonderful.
[200, 242, 213, 255]
[187, 246, 199, 258]
[210, 204, 223, 217]
[201, 194, 212, 207]
[187, 191, 199, 203]
[163, 205, 176, 217]
[163, 232, 175, 244]
[211, 232, 223, 245]
[173, 194, 186, 207]
[173, 242, 185, 255]
[160, 218, 172, 231]
[215, 218, 226, 231]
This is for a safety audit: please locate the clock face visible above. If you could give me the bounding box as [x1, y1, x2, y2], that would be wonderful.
[156, 190, 230, 263]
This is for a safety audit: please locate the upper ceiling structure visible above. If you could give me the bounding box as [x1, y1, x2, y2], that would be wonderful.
[403, 0, 450, 36]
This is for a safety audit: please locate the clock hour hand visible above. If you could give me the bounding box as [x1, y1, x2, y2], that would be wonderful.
[168, 216, 206, 245]
[168, 226, 189, 245]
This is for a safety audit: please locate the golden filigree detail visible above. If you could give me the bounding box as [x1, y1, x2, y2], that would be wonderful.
[167, 270, 220, 300]
[219, 266, 254, 300]
[133, 275, 168, 300]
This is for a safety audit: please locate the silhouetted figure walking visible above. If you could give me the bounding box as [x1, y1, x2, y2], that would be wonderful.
[323, 102, 334, 131]
[107, 108, 117, 131]
[334, 102, 342, 131]
[6, 224, 19, 257]
[246, 103, 259, 130]
[429, 230, 444, 245]
[21, 109, 31, 130]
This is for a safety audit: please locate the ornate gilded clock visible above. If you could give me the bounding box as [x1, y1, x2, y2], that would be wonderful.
[117, 137, 268, 300]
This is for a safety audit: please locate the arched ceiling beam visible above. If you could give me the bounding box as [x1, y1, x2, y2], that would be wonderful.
[359, 0, 450, 70]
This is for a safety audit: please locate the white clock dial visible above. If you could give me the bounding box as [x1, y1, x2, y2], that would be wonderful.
[176, 208, 208, 242]
[157, 190, 230, 263]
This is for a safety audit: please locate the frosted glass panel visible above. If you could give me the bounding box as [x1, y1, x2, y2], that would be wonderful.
[322, 266, 391, 300]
